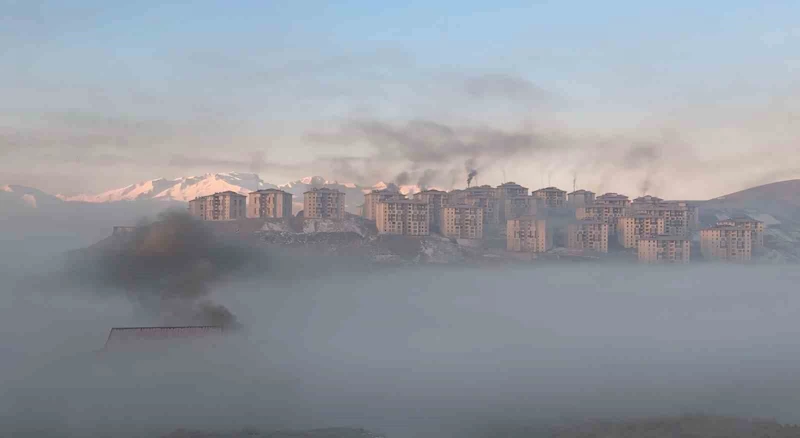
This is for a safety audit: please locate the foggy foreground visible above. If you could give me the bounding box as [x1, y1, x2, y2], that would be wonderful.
[2, 246, 800, 437]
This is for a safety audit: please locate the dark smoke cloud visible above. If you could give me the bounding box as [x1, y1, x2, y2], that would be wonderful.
[623, 142, 663, 195]
[64, 210, 266, 328]
[416, 169, 438, 191]
[394, 171, 411, 186]
[307, 119, 553, 189]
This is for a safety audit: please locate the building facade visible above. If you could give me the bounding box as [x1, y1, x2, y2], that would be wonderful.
[576, 203, 629, 236]
[531, 187, 567, 208]
[567, 220, 609, 253]
[376, 199, 430, 236]
[618, 215, 666, 249]
[503, 196, 537, 223]
[303, 188, 345, 219]
[596, 192, 631, 207]
[495, 182, 529, 198]
[363, 189, 402, 220]
[567, 189, 596, 208]
[413, 189, 448, 232]
[506, 216, 549, 253]
[700, 225, 753, 262]
[441, 204, 484, 239]
[638, 236, 691, 263]
[631, 201, 696, 236]
[716, 218, 764, 248]
[188, 191, 246, 221]
[247, 189, 293, 219]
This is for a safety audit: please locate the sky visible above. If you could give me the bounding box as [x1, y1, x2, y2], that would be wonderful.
[1, 0, 799, 198]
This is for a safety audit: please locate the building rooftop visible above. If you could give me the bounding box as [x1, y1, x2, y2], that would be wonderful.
[632, 195, 664, 203]
[304, 187, 342, 194]
[249, 188, 290, 195]
[497, 182, 527, 188]
[533, 186, 566, 193]
[568, 189, 595, 195]
[415, 189, 446, 194]
[597, 192, 629, 200]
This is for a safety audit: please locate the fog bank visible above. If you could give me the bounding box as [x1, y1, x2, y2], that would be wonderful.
[2, 254, 800, 437]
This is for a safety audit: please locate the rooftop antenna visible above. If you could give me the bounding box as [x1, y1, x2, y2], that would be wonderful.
[502, 168, 507, 185]
[573, 173, 577, 192]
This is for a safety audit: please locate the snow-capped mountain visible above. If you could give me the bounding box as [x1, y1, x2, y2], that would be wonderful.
[58, 173, 276, 203]
[1, 184, 63, 210]
[370, 181, 423, 195]
[24, 173, 430, 212]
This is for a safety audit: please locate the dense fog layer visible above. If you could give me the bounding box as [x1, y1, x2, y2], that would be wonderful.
[2, 246, 800, 437]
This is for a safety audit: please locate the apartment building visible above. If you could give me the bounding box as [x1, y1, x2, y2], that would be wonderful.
[363, 188, 403, 220]
[576, 203, 628, 236]
[631, 200, 696, 236]
[495, 182, 529, 198]
[700, 225, 753, 262]
[376, 199, 430, 236]
[638, 236, 691, 263]
[507, 216, 549, 253]
[247, 189, 293, 219]
[441, 204, 483, 239]
[596, 192, 631, 207]
[413, 189, 448, 231]
[567, 189, 596, 208]
[716, 218, 764, 248]
[567, 220, 609, 253]
[503, 196, 537, 222]
[303, 187, 345, 219]
[450, 186, 500, 229]
[531, 187, 567, 208]
[188, 191, 246, 221]
[618, 214, 666, 249]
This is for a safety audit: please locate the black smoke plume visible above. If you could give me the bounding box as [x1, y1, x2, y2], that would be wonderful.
[394, 171, 411, 186]
[64, 211, 265, 328]
[417, 169, 438, 191]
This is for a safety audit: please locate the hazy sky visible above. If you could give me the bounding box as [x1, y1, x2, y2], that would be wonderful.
[2, 1, 799, 198]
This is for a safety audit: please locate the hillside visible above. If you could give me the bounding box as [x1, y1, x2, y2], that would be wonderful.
[713, 179, 800, 206]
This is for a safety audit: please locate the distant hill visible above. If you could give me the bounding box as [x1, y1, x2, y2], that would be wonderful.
[713, 179, 800, 206]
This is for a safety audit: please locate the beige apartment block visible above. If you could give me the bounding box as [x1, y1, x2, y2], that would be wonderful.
[495, 182, 529, 198]
[376, 199, 430, 236]
[531, 187, 567, 208]
[503, 196, 537, 223]
[631, 200, 696, 236]
[576, 203, 629, 236]
[567, 220, 609, 253]
[700, 225, 753, 262]
[413, 189, 448, 231]
[567, 189, 596, 208]
[507, 216, 549, 252]
[247, 189, 293, 219]
[188, 191, 246, 221]
[363, 189, 403, 220]
[638, 236, 691, 263]
[303, 187, 345, 219]
[441, 204, 484, 239]
[452, 186, 500, 228]
[618, 214, 666, 248]
[716, 218, 764, 247]
[596, 192, 631, 207]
